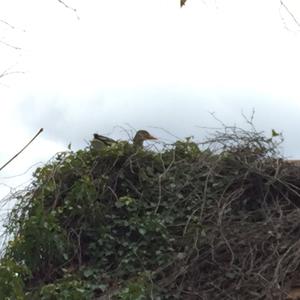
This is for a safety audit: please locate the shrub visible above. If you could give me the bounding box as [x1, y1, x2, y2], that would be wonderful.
[2, 126, 300, 299]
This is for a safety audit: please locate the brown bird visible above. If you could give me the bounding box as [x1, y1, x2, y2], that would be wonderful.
[93, 133, 115, 146]
[91, 130, 157, 150]
[132, 130, 157, 148]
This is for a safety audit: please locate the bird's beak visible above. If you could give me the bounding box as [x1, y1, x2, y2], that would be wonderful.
[147, 134, 157, 140]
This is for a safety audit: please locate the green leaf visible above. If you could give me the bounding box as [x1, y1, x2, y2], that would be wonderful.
[271, 129, 279, 137]
[83, 269, 94, 278]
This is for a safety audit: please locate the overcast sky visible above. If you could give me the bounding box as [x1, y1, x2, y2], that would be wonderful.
[0, 0, 300, 199]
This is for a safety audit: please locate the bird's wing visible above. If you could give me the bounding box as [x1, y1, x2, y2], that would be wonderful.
[93, 134, 116, 146]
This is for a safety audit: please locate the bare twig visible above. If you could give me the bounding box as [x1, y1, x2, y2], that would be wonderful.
[0, 19, 16, 30]
[57, 0, 80, 20]
[180, 0, 188, 7]
[0, 68, 24, 79]
[280, 0, 300, 28]
[0, 128, 43, 172]
[0, 40, 21, 51]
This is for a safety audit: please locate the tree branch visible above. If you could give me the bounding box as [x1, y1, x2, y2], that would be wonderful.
[56, 0, 79, 19]
[0, 128, 44, 172]
[280, 0, 300, 28]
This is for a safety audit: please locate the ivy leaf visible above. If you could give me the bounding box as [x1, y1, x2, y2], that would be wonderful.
[271, 129, 279, 137]
[83, 269, 94, 278]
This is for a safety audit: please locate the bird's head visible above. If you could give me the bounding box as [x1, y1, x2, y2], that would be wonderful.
[133, 130, 157, 147]
[135, 130, 157, 141]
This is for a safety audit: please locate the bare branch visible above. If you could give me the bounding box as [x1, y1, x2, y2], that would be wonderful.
[0, 128, 44, 172]
[0, 40, 21, 51]
[280, 0, 300, 28]
[57, 0, 80, 19]
[0, 67, 25, 79]
[180, 0, 188, 7]
[0, 19, 16, 30]
[0, 19, 26, 33]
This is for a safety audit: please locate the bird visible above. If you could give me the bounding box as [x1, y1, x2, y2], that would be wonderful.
[93, 133, 115, 145]
[91, 130, 157, 150]
[132, 130, 157, 148]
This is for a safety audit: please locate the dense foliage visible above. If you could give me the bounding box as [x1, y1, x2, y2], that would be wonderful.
[1, 127, 300, 299]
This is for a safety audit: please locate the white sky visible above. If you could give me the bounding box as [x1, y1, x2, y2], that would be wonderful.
[0, 0, 300, 200]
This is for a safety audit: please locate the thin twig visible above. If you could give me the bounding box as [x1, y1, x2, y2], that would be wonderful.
[57, 0, 80, 20]
[280, 0, 300, 28]
[0, 128, 43, 172]
[0, 40, 21, 50]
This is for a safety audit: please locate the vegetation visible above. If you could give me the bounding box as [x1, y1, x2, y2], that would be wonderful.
[1, 125, 300, 299]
